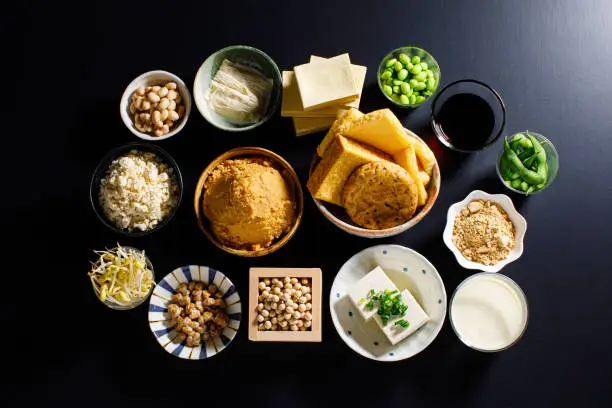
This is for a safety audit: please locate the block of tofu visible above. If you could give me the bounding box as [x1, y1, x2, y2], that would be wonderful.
[316, 108, 364, 157]
[342, 109, 412, 154]
[294, 53, 359, 111]
[347, 266, 398, 321]
[307, 135, 393, 206]
[281, 71, 342, 117]
[292, 116, 335, 137]
[310, 55, 367, 110]
[393, 145, 428, 206]
[373, 289, 430, 345]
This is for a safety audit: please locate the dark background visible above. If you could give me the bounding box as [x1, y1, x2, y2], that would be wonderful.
[3, 0, 611, 407]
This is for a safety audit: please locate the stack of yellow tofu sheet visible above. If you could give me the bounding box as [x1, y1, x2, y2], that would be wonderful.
[282, 54, 367, 136]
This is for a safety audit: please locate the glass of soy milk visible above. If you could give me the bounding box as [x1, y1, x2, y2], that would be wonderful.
[449, 273, 528, 352]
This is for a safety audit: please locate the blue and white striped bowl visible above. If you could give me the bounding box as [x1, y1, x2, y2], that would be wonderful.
[148, 265, 241, 360]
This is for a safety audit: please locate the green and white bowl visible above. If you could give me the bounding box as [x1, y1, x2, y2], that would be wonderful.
[193, 45, 282, 132]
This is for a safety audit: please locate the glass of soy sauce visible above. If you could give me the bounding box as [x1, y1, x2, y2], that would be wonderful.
[431, 79, 506, 152]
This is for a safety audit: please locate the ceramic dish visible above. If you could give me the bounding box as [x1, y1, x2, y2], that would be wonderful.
[443, 190, 527, 273]
[194, 147, 304, 257]
[193, 45, 282, 132]
[330, 245, 447, 362]
[148, 265, 241, 360]
[248, 268, 322, 342]
[496, 132, 559, 195]
[309, 129, 440, 238]
[119, 70, 192, 141]
[90, 142, 183, 237]
[377, 46, 441, 109]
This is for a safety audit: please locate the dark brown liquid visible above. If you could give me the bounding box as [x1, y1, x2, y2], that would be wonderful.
[435, 93, 495, 150]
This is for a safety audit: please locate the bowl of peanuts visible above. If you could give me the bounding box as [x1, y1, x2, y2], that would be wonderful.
[120, 70, 192, 141]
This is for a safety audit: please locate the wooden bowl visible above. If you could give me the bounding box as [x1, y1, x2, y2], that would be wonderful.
[248, 268, 322, 342]
[194, 147, 304, 257]
[308, 129, 441, 238]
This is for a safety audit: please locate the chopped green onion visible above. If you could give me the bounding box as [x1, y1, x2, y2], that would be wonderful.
[364, 288, 409, 326]
[395, 319, 410, 329]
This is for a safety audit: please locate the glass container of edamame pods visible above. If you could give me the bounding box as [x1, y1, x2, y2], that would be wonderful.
[377, 46, 441, 109]
[496, 131, 559, 195]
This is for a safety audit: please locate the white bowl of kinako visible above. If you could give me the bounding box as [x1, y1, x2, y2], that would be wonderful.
[443, 190, 527, 273]
[307, 108, 440, 238]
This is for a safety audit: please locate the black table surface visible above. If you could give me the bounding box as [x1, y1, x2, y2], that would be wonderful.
[4, 0, 612, 407]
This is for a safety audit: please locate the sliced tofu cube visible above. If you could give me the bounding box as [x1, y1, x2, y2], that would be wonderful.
[347, 266, 398, 321]
[373, 289, 429, 345]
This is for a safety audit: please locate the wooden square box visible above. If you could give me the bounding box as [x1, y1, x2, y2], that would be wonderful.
[248, 268, 322, 342]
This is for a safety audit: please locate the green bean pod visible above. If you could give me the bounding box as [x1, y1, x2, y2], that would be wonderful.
[504, 139, 546, 185]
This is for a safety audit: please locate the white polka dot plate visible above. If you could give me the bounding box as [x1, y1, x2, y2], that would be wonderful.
[148, 265, 241, 360]
[330, 245, 447, 362]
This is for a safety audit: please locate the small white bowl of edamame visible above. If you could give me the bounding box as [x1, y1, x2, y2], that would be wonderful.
[120, 70, 192, 141]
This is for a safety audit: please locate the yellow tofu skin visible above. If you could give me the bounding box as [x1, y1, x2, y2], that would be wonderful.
[317, 108, 364, 157]
[294, 54, 359, 111]
[292, 116, 335, 137]
[342, 109, 412, 154]
[307, 135, 392, 206]
[393, 146, 428, 206]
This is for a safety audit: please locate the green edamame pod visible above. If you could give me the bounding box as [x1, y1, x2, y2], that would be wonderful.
[386, 58, 397, 68]
[517, 149, 535, 161]
[503, 139, 545, 185]
[394, 61, 403, 72]
[398, 53, 410, 65]
[411, 55, 421, 64]
[398, 69, 409, 81]
[400, 82, 411, 95]
[393, 85, 400, 94]
[426, 78, 436, 91]
[511, 179, 522, 189]
[526, 185, 535, 195]
[526, 132, 548, 183]
[518, 138, 533, 149]
[410, 64, 422, 75]
[399, 94, 410, 104]
[383, 85, 393, 97]
[380, 71, 392, 80]
[420, 62, 428, 70]
[415, 71, 427, 81]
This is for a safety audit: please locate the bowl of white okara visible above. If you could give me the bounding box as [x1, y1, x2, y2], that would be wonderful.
[443, 190, 527, 273]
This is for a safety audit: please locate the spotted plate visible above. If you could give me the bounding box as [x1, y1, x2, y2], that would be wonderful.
[330, 245, 446, 362]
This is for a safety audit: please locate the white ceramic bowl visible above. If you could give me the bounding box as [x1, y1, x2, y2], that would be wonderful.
[148, 265, 241, 360]
[443, 190, 527, 273]
[120, 70, 192, 141]
[330, 245, 447, 362]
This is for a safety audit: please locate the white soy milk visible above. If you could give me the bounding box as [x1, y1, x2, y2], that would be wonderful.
[450, 273, 527, 351]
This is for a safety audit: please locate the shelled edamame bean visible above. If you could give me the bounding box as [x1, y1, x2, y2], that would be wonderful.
[380, 52, 437, 106]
